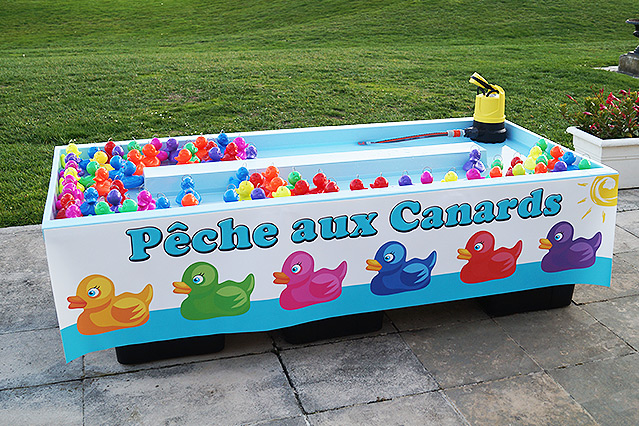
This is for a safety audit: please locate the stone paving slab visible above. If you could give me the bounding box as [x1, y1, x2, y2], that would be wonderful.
[616, 210, 639, 236]
[550, 353, 639, 426]
[495, 305, 633, 369]
[280, 333, 438, 413]
[582, 295, 639, 350]
[0, 381, 83, 426]
[613, 225, 639, 253]
[83, 353, 301, 425]
[0, 274, 59, 334]
[0, 327, 82, 390]
[247, 417, 309, 426]
[616, 188, 639, 212]
[386, 299, 488, 332]
[84, 331, 274, 377]
[573, 252, 639, 304]
[0, 225, 48, 281]
[402, 319, 540, 388]
[0, 225, 59, 333]
[307, 391, 465, 426]
[445, 372, 597, 426]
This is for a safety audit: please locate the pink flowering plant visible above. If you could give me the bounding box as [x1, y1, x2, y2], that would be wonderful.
[560, 88, 639, 139]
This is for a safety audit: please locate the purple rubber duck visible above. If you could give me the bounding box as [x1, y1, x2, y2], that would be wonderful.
[539, 221, 602, 272]
[463, 148, 486, 173]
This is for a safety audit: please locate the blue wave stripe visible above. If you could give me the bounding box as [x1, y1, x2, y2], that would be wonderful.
[61, 257, 611, 361]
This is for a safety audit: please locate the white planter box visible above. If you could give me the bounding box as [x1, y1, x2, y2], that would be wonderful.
[568, 126, 639, 189]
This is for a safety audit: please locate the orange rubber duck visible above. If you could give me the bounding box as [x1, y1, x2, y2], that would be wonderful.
[127, 149, 146, 175]
[67, 275, 153, 335]
[92, 167, 113, 197]
[141, 143, 160, 167]
[194, 136, 210, 161]
[176, 148, 196, 165]
[457, 231, 522, 284]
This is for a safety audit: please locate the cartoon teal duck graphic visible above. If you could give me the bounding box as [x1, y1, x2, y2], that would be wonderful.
[173, 262, 255, 320]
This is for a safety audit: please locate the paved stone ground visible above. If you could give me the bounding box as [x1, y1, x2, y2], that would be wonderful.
[1, 189, 638, 426]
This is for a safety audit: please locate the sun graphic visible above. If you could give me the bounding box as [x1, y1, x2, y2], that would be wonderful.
[577, 175, 619, 222]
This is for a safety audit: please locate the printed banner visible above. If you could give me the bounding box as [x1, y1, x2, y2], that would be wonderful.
[44, 173, 618, 361]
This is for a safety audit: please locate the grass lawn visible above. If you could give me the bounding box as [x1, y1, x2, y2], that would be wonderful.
[1, 0, 637, 227]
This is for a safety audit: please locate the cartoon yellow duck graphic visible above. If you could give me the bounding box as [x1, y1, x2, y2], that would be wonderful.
[67, 275, 153, 335]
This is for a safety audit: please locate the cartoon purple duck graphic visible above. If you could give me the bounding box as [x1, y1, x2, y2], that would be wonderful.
[539, 221, 602, 272]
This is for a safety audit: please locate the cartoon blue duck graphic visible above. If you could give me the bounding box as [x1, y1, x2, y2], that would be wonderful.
[366, 241, 437, 295]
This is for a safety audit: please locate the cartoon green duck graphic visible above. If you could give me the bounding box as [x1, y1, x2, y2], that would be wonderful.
[172, 262, 255, 320]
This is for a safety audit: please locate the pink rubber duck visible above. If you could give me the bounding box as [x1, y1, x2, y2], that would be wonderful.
[137, 190, 156, 211]
[273, 251, 347, 310]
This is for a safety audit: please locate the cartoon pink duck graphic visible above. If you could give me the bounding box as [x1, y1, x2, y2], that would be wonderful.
[273, 251, 347, 310]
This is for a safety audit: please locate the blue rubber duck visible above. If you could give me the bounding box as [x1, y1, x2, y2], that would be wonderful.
[366, 241, 437, 295]
[79, 187, 99, 216]
[121, 161, 144, 189]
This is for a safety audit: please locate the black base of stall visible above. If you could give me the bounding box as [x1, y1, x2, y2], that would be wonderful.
[282, 311, 385, 344]
[479, 284, 575, 317]
[116, 334, 225, 364]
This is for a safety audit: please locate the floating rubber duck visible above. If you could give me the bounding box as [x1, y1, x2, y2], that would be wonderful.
[350, 177, 367, 190]
[273, 251, 346, 310]
[208, 146, 223, 162]
[175, 148, 195, 165]
[309, 172, 328, 193]
[251, 188, 267, 199]
[466, 169, 484, 180]
[489, 166, 502, 178]
[222, 142, 240, 161]
[80, 187, 99, 216]
[273, 185, 292, 197]
[245, 144, 258, 159]
[141, 143, 161, 167]
[539, 221, 602, 272]
[163, 138, 179, 164]
[94, 200, 114, 215]
[176, 176, 201, 205]
[236, 180, 255, 201]
[441, 170, 458, 182]
[216, 131, 229, 149]
[137, 190, 156, 211]
[93, 150, 114, 171]
[156, 194, 171, 209]
[121, 161, 144, 189]
[398, 174, 413, 186]
[108, 155, 126, 180]
[463, 148, 486, 173]
[324, 180, 339, 193]
[67, 275, 153, 335]
[369, 175, 389, 189]
[92, 167, 113, 197]
[106, 188, 123, 213]
[119, 198, 138, 213]
[172, 262, 255, 320]
[457, 231, 522, 283]
[249, 172, 265, 189]
[366, 241, 437, 295]
[79, 161, 99, 188]
[194, 136, 210, 161]
[292, 179, 310, 195]
[420, 170, 434, 184]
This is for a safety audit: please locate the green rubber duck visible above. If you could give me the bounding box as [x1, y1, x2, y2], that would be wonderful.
[172, 262, 255, 320]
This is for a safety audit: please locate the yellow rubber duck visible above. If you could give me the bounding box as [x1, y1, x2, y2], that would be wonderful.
[236, 180, 254, 201]
[67, 275, 153, 335]
[272, 186, 291, 197]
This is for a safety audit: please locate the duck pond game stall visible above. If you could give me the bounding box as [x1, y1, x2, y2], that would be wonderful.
[42, 75, 619, 363]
